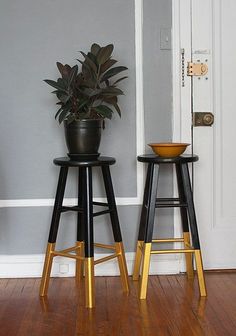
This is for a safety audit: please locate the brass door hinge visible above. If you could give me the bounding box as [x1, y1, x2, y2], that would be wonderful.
[187, 62, 208, 76]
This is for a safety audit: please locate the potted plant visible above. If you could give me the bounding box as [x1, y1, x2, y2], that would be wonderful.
[45, 43, 128, 159]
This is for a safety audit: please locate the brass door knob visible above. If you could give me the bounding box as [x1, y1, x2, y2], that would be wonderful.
[193, 112, 214, 127]
[203, 113, 214, 126]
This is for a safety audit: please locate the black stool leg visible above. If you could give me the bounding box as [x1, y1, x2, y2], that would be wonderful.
[133, 163, 152, 280]
[40, 166, 68, 296]
[83, 166, 95, 308]
[75, 167, 85, 281]
[175, 163, 194, 279]
[139, 163, 159, 299]
[102, 165, 129, 292]
[181, 163, 207, 296]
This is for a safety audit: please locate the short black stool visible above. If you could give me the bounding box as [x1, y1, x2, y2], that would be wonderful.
[133, 154, 207, 299]
[39, 156, 129, 308]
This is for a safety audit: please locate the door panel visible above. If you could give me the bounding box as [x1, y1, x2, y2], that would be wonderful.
[177, 0, 236, 269]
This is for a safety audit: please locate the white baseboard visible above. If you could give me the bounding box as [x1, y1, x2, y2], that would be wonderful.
[0, 253, 182, 278]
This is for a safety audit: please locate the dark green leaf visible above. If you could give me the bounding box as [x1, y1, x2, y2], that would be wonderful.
[55, 107, 63, 120]
[87, 88, 102, 97]
[78, 60, 97, 82]
[102, 96, 121, 117]
[101, 87, 124, 96]
[94, 105, 113, 119]
[66, 114, 76, 124]
[113, 76, 128, 85]
[97, 44, 114, 65]
[113, 103, 121, 117]
[80, 51, 97, 73]
[79, 78, 96, 89]
[102, 96, 118, 104]
[91, 43, 101, 56]
[56, 62, 71, 78]
[58, 108, 70, 124]
[56, 91, 70, 103]
[68, 65, 78, 86]
[101, 66, 128, 82]
[87, 52, 97, 65]
[44, 79, 67, 92]
[100, 59, 117, 74]
[78, 98, 89, 110]
[57, 78, 68, 89]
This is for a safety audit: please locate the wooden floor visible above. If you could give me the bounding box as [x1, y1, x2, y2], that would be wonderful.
[0, 272, 236, 335]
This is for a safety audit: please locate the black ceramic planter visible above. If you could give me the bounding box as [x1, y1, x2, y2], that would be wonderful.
[64, 119, 102, 160]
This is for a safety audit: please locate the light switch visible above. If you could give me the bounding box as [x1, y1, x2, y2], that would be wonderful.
[160, 28, 171, 50]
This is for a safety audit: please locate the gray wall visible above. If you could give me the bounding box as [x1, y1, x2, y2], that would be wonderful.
[0, 0, 172, 254]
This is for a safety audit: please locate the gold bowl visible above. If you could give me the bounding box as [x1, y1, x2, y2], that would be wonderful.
[148, 143, 190, 157]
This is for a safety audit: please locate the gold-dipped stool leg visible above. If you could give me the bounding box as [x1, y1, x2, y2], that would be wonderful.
[133, 240, 144, 281]
[195, 249, 207, 297]
[115, 242, 130, 292]
[84, 257, 95, 308]
[139, 243, 152, 300]
[183, 232, 194, 279]
[75, 241, 84, 281]
[39, 243, 55, 296]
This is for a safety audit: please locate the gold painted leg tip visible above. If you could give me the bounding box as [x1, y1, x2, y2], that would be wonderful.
[86, 303, 95, 309]
[200, 287, 207, 297]
[123, 285, 130, 293]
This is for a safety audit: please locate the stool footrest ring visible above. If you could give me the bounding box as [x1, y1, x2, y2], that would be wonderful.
[51, 251, 84, 260]
[150, 248, 195, 254]
[94, 243, 116, 250]
[60, 206, 112, 217]
[94, 253, 119, 265]
[155, 202, 187, 208]
[152, 238, 184, 243]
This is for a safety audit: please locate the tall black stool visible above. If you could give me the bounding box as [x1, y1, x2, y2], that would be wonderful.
[133, 154, 206, 299]
[39, 156, 129, 308]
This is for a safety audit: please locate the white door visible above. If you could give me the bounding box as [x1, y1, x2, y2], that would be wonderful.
[173, 0, 236, 269]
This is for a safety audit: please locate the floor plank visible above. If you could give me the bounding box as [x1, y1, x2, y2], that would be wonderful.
[0, 272, 236, 335]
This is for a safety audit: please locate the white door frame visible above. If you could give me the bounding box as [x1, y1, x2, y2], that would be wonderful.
[172, 0, 192, 145]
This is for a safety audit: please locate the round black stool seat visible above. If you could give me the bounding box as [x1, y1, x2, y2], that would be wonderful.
[137, 154, 198, 164]
[39, 156, 129, 308]
[133, 153, 206, 299]
[54, 156, 116, 167]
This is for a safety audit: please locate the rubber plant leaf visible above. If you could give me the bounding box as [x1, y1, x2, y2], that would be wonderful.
[94, 105, 113, 119]
[68, 65, 78, 86]
[96, 44, 114, 65]
[56, 62, 71, 78]
[101, 66, 128, 82]
[101, 87, 124, 96]
[113, 76, 128, 85]
[100, 59, 117, 74]
[58, 106, 71, 124]
[44, 79, 68, 93]
[91, 43, 101, 56]
[80, 51, 97, 73]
